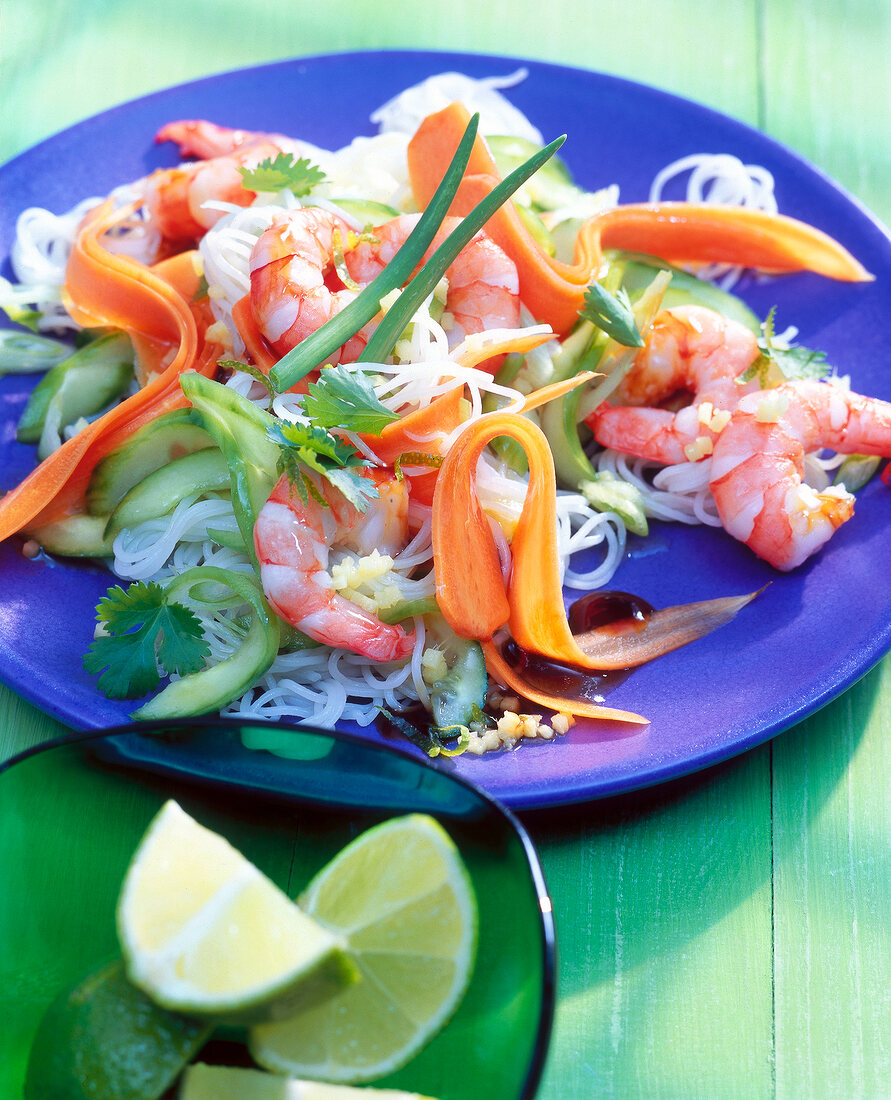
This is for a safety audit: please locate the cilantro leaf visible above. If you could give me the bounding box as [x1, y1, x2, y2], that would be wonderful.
[268, 420, 379, 512]
[83, 581, 210, 700]
[744, 307, 829, 384]
[239, 152, 327, 196]
[580, 282, 644, 348]
[302, 364, 400, 436]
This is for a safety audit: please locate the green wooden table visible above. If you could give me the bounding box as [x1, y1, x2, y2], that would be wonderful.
[2, 2, 890, 1096]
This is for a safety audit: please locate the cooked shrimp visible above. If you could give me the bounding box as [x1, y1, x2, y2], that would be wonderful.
[253, 466, 416, 661]
[344, 213, 521, 343]
[588, 304, 761, 464]
[249, 207, 369, 362]
[709, 379, 891, 570]
[141, 121, 294, 243]
[248, 209, 520, 363]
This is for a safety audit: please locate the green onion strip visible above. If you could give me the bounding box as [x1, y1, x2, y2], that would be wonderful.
[269, 116, 566, 390]
[359, 133, 566, 364]
[269, 113, 482, 392]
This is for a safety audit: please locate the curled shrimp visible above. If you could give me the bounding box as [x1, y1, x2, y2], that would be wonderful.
[249, 208, 369, 363]
[140, 120, 296, 243]
[588, 304, 761, 464]
[344, 213, 521, 344]
[248, 209, 520, 363]
[253, 466, 416, 661]
[709, 378, 891, 570]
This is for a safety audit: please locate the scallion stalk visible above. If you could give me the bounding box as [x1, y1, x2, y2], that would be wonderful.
[359, 133, 567, 364]
[269, 113, 483, 392]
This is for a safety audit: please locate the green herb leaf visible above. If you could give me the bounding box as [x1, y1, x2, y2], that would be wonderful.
[580, 282, 644, 347]
[83, 581, 210, 700]
[239, 152, 327, 196]
[744, 306, 829, 384]
[268, 420, 379, 512]
[302, 364, 399, 435]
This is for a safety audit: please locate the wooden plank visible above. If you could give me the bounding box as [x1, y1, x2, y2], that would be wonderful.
[531, 746, 774, 1099]
[772, 656, 891, 1098]
[759, 4, 891, 1095]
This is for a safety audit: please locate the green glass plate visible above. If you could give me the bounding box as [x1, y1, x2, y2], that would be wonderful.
[0, 721, 555, 1099]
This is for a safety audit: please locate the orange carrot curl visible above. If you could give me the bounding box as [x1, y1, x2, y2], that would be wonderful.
[408, 102, 872, 335]
[432, 410, 647, 724]
[0, 201, 220, 539]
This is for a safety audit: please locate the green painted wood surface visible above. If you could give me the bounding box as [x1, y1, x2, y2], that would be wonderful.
[2, 1, 890, 1096]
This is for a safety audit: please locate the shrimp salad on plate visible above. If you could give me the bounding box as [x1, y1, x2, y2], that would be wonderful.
[1, 70, 889, 756]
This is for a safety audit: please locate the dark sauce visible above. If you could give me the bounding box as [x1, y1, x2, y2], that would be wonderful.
[502, 591, 654, 702]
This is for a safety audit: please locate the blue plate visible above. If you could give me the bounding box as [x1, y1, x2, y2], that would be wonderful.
[2, 50, 890, 808]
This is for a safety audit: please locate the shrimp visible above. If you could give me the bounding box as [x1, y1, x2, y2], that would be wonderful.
[140, 120, 296, 243]
[249, 208, 369, 363]
[709, 378, 891, 570]
[248, 209, 520, 363]
[253, 466, 416, 661]
[344, 213, 521, 344]
[588, 304, 762, 464]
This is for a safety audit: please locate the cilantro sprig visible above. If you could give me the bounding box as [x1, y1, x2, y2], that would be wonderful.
[579, 282, 644, 348]
[239, 152, 327, 196]
[744, 307, 829, 384]
[269, 420, 379, 511]
[83, 581, 210, 700]
[302, 364, 399, 436]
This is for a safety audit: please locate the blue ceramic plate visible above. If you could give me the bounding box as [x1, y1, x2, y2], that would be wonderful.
[2, 51, 890, 808]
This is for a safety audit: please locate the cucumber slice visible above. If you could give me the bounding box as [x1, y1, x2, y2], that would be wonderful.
[331, 198, 400, 226]
[86, 407, 214, 516]
[25, 513, 115, 557]
[16, 332, 134, 443]
[105, 448, 230, 539]
[428, 629, 488, 730]
[486, 134, 580, 211]
[614, 251, 761, 333]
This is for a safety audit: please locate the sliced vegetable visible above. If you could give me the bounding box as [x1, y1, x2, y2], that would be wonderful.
[86, 407, 214, 516]
[407, 101, 871, 335]
[133, 567, 281, 720]
[104, 447, 230, 539]
[0, 205, 218, 540]
[16, 331, 134, 444]
[24, 512, 115, 557]
[0, 328, 72, 375]
[482, 641, 647, 725]
[179, 373, 280, 568]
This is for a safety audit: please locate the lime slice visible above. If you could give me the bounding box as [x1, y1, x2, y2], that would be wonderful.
[250, 814, 478, 1083]
[180, 1062, 438, 1098]
[24, 958, 211, 1100]
[117, 800, 357, 1023]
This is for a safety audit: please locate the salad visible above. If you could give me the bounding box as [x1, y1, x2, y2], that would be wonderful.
[1, 70, 887, 757]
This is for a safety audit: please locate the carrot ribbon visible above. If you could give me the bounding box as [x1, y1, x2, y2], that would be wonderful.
[0, 201, 219, 538]
[408, 102, 872, 335]
[432, 410, 647, 723]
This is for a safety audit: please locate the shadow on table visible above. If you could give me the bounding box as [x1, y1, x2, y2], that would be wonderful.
[518, 659, 884, 995]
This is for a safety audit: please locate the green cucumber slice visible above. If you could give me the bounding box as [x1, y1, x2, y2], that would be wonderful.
[104, 448, 230, 539]
[87, 408, 214, 516]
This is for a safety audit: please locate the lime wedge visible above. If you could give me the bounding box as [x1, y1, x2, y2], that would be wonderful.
[117, 800, 357, 1023]
[24, 958, 211, 1100]
[250, 814, 478, 1083]
[180, 1062, 438, 1098]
